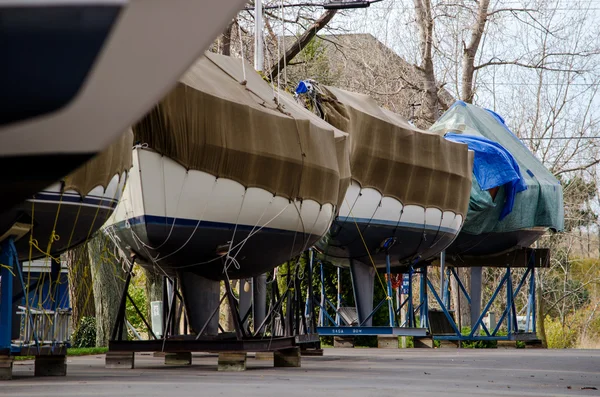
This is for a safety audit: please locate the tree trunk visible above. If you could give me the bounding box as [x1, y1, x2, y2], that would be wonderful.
[220, 280, 238, 332]
[144, 267, 163, 321]
[89, 233, 126, 347]
[461, 0, 490, 103]
[537, 281, 548, 347]
[65, 242, 95, 327]
[413, 0, 439, 127]
[222, 20, 234, 56]
[269, 9, 337, 81]
[451, 267, 471, 330]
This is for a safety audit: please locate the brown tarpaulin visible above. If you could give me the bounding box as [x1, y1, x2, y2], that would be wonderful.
[319, 85, 473, 216]
[133, 52, 349, 206]
[63, 129, 133, 196]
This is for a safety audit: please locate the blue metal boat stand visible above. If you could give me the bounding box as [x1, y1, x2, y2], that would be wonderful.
[314, 250, 429, 339]
[426, 249, 545, 344]
[0, 237, 69, 379]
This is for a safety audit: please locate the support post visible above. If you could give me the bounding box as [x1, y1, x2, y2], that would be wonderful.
[319, 261, 325, 326]
[253, 273, 267, 334]
[440, 251, 446, 306]
[306, 250, 317, 333]
[385, 254, 394, 327]
[239, 278, 252, 330]
[111, 260, 135, 341]
[470, 267, 483, 335]
[407, 267, 414, 327]
[336, 266, 341, 326]
[349, 260, 375, 327]
[0, 239, 15, 352]
[419, 267, 428, 329]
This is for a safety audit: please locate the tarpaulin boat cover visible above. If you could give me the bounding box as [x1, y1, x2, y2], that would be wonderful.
[429, 101, 564, 234]
[315, 85, 473, 216]
[63, 129, 133, 196]
[133, 52, 350, 207]
[445, 133, 527, 220]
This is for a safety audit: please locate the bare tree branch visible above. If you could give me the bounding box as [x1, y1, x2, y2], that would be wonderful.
[269, 9, 337, 81]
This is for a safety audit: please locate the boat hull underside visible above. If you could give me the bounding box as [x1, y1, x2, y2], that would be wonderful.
[446, 229, 546, 257]
[318, 220, 457, 268]
[112, 217, 320, 280]
[0, 199, 115, 260]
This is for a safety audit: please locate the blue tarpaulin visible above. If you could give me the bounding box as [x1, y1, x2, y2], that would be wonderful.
[429, 101, 564, 235]
[445, 133, 527, 220]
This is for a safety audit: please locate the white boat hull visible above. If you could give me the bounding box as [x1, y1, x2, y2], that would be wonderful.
[106, 148, 335, 280]
[317, 180, 464, 268]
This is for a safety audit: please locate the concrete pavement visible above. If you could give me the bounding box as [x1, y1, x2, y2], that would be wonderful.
[3, 348, 599, 396]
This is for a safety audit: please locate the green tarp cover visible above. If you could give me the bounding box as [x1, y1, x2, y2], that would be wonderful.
[429, 101, 564, 234]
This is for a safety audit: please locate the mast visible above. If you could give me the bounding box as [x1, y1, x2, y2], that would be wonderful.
[254, 0, 264, 71]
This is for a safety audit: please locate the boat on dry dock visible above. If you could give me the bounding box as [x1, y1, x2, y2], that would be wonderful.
[0, 131, 132, 260]
[296, 83, 473, 269]
[295, 82, 473, 326]
[105, 53, 350, 282]
[429, 101, 564, 257]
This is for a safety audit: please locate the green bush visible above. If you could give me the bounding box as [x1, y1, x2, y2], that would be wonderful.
[545, 315, 578, 348]
[71, 316, 97, 348]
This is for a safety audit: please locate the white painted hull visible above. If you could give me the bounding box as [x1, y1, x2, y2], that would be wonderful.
[0, 172, 128, 259]
[107, 148, 335, 279]
[318, 180, 464, 268]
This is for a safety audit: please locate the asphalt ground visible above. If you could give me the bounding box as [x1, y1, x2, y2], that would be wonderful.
[3, 348, 599, 397]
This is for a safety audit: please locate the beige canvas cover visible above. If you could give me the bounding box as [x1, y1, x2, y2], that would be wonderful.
[319, 85, 473, 216]
[63, 129, 133, 196]
[133, 52, 349, 206]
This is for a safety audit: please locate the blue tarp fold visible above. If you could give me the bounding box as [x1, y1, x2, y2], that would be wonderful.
[445, 133, 527, 220]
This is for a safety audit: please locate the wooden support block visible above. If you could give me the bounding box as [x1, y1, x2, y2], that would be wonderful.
[274, 347, 301, 368]
[333, 336, 354, 348]
[413, 337, 434, 348]
[524, 339, 545, 349]
[164, 352, 192, 365]
[438, 340, 459, 348]
[254, 352, 274, 361]
[301, 348, 324, 357]
[497, 340, 517, 349]
[377, 336, 398, 349]
[34, 355, 66, 377]
[218, 352, 247, 371]
[105, 351, 135, 369]
[0, 356, 14, 380]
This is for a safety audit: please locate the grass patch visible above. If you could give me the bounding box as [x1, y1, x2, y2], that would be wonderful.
[13, 347, 108, 361]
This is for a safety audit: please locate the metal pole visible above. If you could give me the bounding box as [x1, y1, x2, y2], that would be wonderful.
[254, 0, 263, 71]
[319, 262, 325, 326]
[0, 240, 15, 351]
[385, 254, 394, 327]
[440, 251, 446, 306]
[336, 266, 341, 326]
[307, 249, 316, 333]
[420, 267, 428, 329]
[407, 267, 414, 327]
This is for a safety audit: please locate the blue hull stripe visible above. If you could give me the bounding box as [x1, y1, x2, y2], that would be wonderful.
[112, 215, 458, 235]
[337, 216, 459, 235]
